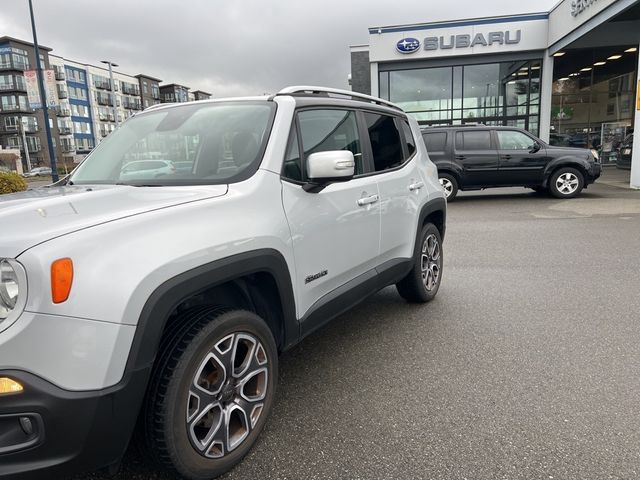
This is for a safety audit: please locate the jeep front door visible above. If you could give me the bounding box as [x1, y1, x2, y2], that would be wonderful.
[281, 109, 380, 323]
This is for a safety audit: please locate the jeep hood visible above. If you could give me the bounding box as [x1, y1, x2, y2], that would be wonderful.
[0, 184, 228, 258]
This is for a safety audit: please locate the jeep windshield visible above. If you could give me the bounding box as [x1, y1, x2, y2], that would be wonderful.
[69, 101, 276, 186]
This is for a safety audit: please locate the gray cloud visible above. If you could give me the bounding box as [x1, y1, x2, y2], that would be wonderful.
[0, 0, 557, 97]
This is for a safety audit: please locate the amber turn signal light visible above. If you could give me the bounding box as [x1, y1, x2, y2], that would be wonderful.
[0, 377, 23, 394]
[51, 258, 74, 304]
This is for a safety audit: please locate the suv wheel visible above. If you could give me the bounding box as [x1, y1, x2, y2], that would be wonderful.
[396, 223, 443, 303]
[143, 306, 278, 480]
[439, 174, 458, 201]
[549, 167, 584, 199]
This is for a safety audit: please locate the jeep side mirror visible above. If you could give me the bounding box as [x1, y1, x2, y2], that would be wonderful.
[303, 151, 355, 192]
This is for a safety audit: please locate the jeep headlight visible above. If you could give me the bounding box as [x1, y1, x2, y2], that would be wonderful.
[0, 259, 26, 327]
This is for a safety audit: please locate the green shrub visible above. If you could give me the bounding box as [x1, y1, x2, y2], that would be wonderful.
[0, 171, 28, 194]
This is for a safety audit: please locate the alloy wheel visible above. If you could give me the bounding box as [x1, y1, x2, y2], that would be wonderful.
[555, 172, 579, 195]
[187, 332, 268, 459]
[421, 234, 441, 291]
[439, 178, 454, 198]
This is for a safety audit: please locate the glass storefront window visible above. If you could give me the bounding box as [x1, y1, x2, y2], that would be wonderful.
[550, 47, 637, 162]
[382, 58, 542, 135]
[389, 67, 452, 113]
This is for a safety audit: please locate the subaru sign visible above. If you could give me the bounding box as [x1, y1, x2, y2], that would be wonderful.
[396, 38, 420, 54]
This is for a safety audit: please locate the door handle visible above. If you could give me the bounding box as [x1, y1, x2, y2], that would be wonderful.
[357, 194, 379, 206]
[455, 155, 465, 160]
[503, 154, 512, 160]
[409, 181, 424, 191]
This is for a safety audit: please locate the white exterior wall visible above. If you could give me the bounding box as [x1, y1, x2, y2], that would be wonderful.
[548, 0, 620, 47]
[368, 17, 549, 63]
[631, 49, 640, 189]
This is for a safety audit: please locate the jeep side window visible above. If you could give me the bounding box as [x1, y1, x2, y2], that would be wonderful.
[497, 130, 535, 150]
[400, 120, 416, 159]
[297, 109, 363, 176]
[455, 131, 492, 150]
[363, 112, 404, 171]
[282, 127, 303, 182]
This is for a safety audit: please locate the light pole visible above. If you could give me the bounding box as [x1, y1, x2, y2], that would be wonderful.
[28, 0, 59, 182]
[101, 60, 119, 128]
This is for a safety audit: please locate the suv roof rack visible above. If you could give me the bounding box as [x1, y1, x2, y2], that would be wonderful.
[275, 86, 402, 111]
[421, 122, 486, 129]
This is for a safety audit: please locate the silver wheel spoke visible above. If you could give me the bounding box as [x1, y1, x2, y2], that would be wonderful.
[187, 331, 269, 460]
[420, 234, 442, 292]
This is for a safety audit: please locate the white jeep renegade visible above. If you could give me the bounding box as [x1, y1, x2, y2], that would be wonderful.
[0, 87, 446, 479]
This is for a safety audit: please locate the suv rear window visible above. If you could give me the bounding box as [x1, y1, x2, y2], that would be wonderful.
[423, 132, 447, 152]
[363, 112, 404, 171]
[455, 131, 492, 151]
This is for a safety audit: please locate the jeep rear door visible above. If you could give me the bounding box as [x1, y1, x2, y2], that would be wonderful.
[453, 129, 499, 187]
[364, 112, 423, 263]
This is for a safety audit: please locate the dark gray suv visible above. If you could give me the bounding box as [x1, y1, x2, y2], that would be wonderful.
[422, 125, 601, 200]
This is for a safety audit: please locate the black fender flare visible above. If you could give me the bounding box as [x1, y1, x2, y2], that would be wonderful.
[415, 196, 447, 251]
[124, 248, 298, 378]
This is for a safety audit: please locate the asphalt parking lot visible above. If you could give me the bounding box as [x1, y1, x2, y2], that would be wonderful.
[80, 172, 640, 480]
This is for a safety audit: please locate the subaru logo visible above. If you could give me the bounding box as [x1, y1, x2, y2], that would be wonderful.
[396, 37, 421, 54]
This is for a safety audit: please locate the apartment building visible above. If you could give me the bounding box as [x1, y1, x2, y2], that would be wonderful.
[0, 36, 62, 169]
[1, 36, 212, 172]
[136, 74, 162, 109]
[191, 90, 212, 101]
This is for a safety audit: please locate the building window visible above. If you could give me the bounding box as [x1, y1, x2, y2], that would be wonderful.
[381, 59, 542, 135]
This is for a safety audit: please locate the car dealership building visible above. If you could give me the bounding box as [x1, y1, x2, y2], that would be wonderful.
[350, 0, 640, 188]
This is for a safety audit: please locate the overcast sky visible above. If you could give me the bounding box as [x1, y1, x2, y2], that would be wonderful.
[1, 0, 557, 97]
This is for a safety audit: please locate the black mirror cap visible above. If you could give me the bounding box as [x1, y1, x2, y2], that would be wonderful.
[302, 174, 355, 193]
[531, 141, 542, 153]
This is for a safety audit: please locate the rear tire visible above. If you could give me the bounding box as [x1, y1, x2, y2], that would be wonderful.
[396, 223, 443, 303]
[549, 167, 584, 199]
[439, 174, 458, 201]
[142, 306, 278, 480]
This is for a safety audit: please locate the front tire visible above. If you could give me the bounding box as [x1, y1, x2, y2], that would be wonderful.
[143, 307, 278, 480]
[396, 223, 443, 303]
[549, 167, 584, 199]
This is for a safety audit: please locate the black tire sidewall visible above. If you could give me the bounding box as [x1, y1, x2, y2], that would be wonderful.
[549, 167, 584, 199]
[161, 310, 278, 480]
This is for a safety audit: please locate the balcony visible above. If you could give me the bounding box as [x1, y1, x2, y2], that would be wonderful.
[97, 95, 113, 106]
[123, 100, 142, 110]
[59, 127, 73, 135]
[0, 61, 29, 72]
[0, 81, 27, 93]
[99, 130, 110, 138]
[55, 70, 66, 81]
[23, 125, 39, 134]
[61, 144, 75, 153]
[122, 85, 139, 96]
[1, 104, 34, 113]
[94, 80, 111, 90]
[57, 108, 71, 117]
[57, 89, 68, 99]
